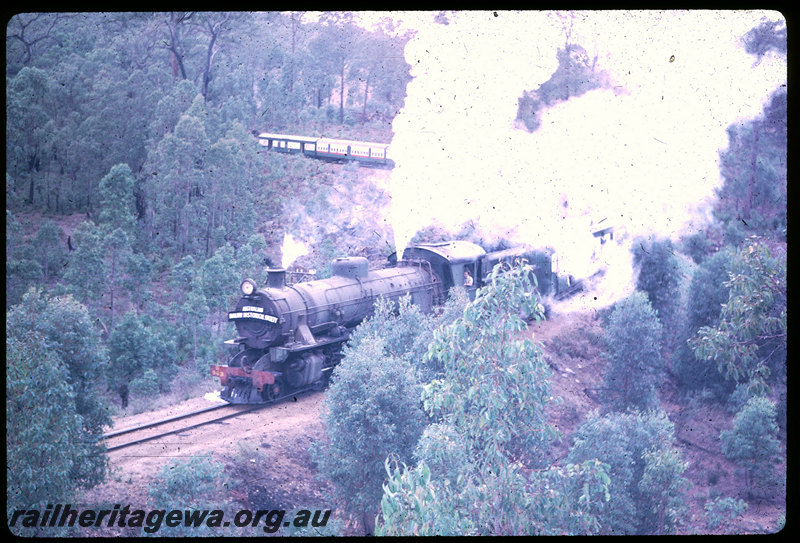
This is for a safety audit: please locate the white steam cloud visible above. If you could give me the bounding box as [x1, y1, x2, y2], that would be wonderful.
[388, 10, 786, 309]
[281, 232, 311, 269]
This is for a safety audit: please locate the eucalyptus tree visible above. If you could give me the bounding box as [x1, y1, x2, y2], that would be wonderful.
[6, 67, 52, 207]
[7, 331, 86, 526]
[6, 289, 112, 490]
[378, 263, 611, 536]
[32, 219, 67, 282]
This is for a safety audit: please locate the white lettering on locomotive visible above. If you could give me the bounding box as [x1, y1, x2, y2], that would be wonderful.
[228, 311, 278, 323]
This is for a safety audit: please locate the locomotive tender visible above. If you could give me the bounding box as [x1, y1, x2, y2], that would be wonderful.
[257, 132, 394, 169]
[211, 240, 580, 404]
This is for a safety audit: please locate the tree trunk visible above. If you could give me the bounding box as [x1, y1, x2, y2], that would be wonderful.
[743, 121, 759, 221]
[339, 61, 345, 124]
[362, 73, 370, 121]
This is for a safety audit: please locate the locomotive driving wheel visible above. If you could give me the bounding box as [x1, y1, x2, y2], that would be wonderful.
[262, 376, 284, 402]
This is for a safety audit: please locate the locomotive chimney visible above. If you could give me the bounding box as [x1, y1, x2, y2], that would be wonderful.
[267, 268, 287, 289]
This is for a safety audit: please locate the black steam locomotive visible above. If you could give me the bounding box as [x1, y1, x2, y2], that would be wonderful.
[210, 240, 581, 403]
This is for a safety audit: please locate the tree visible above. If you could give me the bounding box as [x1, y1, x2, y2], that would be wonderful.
[6, 13, 70, 66]
[6, 211, 43, 308]
[516, 42, 610, 132]
[107, 310, 167, 407]
[602, 291, 664, 411]
[639, 447, 691, 534]
[6, 291, 111, 497]
[720, 396, 781, 497]
[32, 219, 67, 282]
[312, 299, 429, 534]
[6, 67, 53, 206]
[103, 228, 134, 328]
[98, 163, 138, 234]
[61, 220, 106, 310]
[567, 410, 689, 535]
[704, 496, 748, 531]
[312, 12, 361, 124]
[690, 237, 786, 397]
[742, 18, 786, 62]
[6, 331, 85, 528]
[144, 106, 211, 256]
[672, 249, 735, 393]
[378, 262, 611, 535]
[631, 237, 683, 332]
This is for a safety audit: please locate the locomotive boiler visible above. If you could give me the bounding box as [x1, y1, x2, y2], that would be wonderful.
[210, 254, 443, 403]
[211, 240, 582, 404]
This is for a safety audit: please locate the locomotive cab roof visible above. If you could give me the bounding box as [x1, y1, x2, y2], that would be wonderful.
[403, 240, 487, 264]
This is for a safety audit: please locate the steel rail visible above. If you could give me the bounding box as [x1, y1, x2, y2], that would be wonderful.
[104, 389, 314, 453]
[102, 403, 233, 439]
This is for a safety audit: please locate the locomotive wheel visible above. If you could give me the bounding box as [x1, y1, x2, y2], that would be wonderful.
[263, 377, 284, 402]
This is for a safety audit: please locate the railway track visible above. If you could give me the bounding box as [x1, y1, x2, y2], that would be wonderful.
[103, 391, 311, 452]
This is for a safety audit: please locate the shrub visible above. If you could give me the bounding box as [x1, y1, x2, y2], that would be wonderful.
[720, 396, 781, 497]
[704, 496, 748, 531]
[602, 291, 664, 411]
[146, 454, 229, 536]
[567, 410, 689, 535]
[631, 237, 682, 328]
[311, 331, 427, 534]
[672, 249, 735, 394]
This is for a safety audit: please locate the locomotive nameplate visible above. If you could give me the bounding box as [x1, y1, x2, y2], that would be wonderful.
[228, 311, 279, 323]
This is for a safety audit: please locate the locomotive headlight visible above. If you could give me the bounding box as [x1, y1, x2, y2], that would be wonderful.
[240, 278, 257, 296]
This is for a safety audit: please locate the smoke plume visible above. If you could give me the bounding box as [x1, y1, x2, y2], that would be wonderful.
[388, 10, 786, 310]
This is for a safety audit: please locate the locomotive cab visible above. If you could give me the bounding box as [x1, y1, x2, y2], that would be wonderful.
[402, 241, 486, 299]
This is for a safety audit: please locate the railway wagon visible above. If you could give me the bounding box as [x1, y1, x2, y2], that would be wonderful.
[257, 132, 394, 168]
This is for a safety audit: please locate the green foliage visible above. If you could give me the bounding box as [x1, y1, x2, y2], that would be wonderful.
[312, 332, 427, 534]
[97, 163, 138, 234]
[632, 237, 683, 329]
[129, 368, 161, 398]
[422, 262, 555, 464]
[61, 220, 107, 308]
[639, 447, 691, 534]
[148, 454, 225, 507]
[690, 238, 786, 397]
[107, 310, 174, 406]
[673, 249, 736, 393]
[567, 410, 689, 535]
[346, 292, 469, 383]
[720, 396, 781, 496]
[6, 331, 86, 523]
[146, 454, 228, 536]
[704, 496, 748, 531]
[743, 18, 786, 59]
[377, 459, 467, 536]
[33, 218, 67, 281]
[6, 289, 112, 473]
[378, 262, 611, 536]
[169, 255, 197, 291]
[602, 291, 664, 411]
[197, 244, 240, 314]
[6, 257, 43, 309]
[714, 87, 786, 240]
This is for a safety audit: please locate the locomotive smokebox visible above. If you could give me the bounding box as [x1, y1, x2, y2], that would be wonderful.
[267, 268, 287, 289]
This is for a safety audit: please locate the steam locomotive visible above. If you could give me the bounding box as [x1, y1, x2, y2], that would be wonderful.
[210, 240, 581, 404]
[257, 132, 394, 169]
